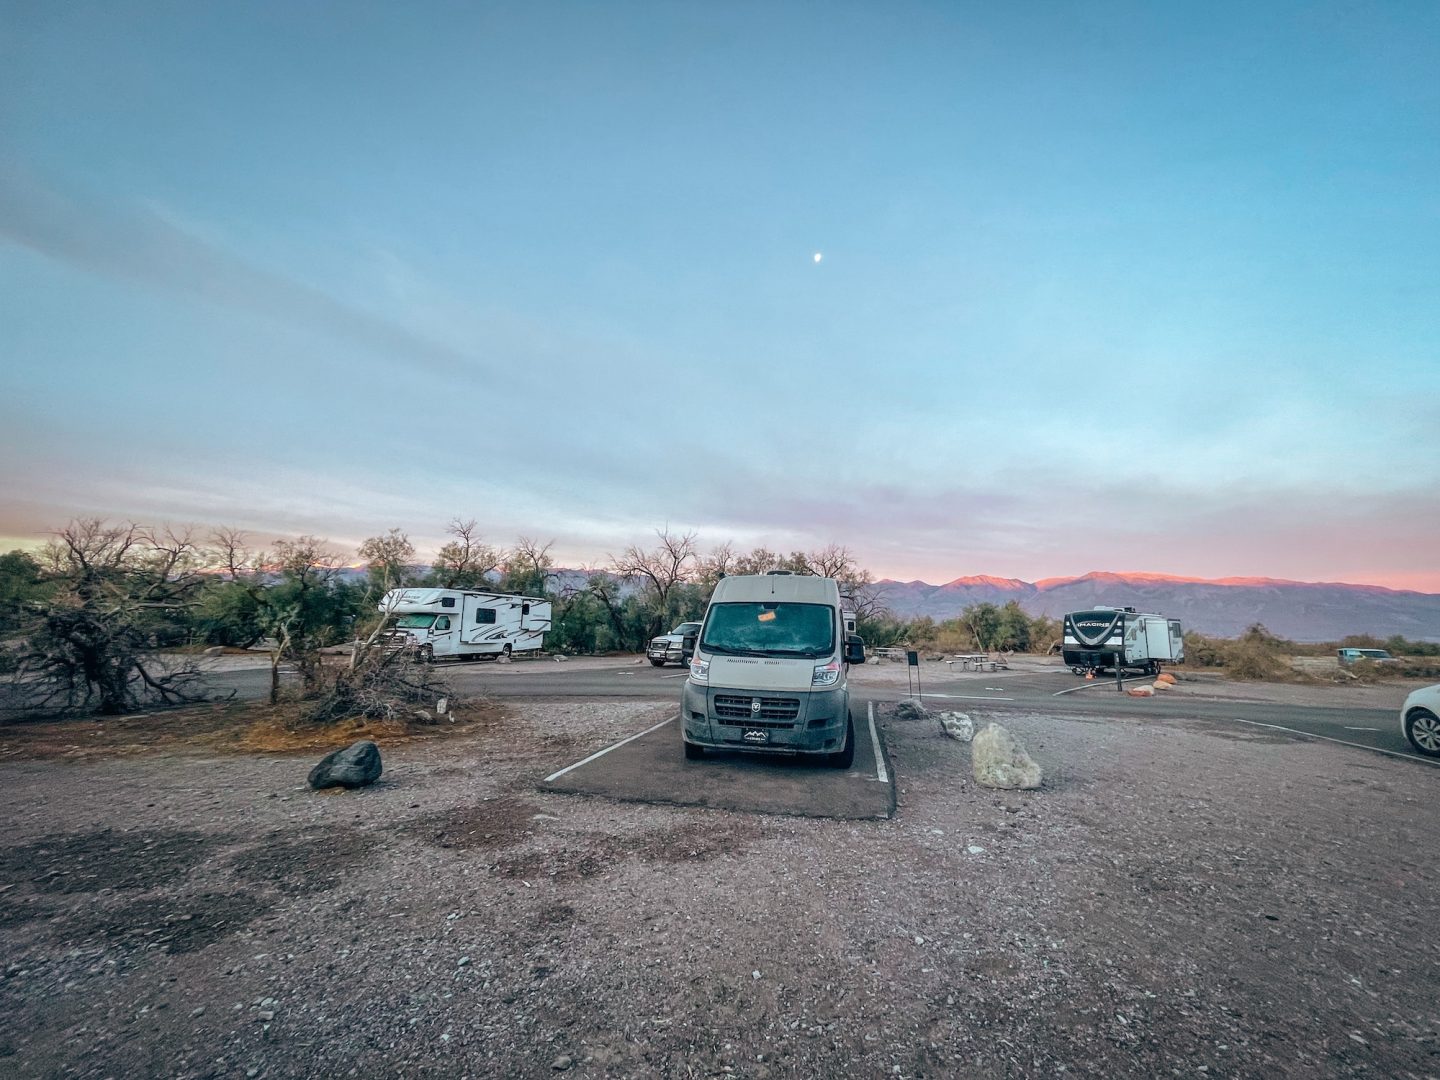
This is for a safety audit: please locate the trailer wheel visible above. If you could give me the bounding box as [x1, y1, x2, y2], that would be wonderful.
[501, 644, 512, 659]
[418, 645, 434, 664]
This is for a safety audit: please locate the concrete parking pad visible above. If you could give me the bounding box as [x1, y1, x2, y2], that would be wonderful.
[541, 708, 895, 819]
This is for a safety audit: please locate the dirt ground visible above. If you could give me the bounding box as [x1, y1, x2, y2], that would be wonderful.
[1, 697, 1436, 1079]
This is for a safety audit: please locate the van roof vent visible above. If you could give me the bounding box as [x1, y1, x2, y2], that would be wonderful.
[765, 569, 794, 575]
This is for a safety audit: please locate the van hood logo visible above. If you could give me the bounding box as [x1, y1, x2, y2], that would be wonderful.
[750, 699, 762, 714]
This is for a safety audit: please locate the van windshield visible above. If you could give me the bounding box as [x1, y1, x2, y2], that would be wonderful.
[701, 603, 835, 658]
[394, 614, 437, 629]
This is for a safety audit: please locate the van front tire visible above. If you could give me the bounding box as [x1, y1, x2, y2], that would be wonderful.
[684, 740, 704, 760]
[828, 716, 855, 769]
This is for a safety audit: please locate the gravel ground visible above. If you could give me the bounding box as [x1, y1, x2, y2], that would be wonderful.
[1, 699, 1436, 1079]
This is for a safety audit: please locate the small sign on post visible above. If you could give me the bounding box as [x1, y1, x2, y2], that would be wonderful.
[906, 650, 921, 699]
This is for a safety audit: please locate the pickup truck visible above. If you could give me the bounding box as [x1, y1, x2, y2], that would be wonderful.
[646, 621, 701, 668]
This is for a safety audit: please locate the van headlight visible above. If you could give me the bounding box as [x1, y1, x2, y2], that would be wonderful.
[812, 660, 841, 686]
[690, 657, 709, 681]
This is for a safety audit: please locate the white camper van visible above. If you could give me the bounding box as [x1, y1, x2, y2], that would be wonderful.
[681, 573, 866, 766]
[378, 588, 552, 662]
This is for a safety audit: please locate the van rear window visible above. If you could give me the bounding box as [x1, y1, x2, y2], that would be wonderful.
[701, 603, 835, 657]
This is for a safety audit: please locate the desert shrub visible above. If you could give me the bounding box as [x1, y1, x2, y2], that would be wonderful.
[1183, 631, 1229, 668]
[1225, 624, 1288, 680]
[930, 622, 974, 653]
[1227, 642, 1285, 679]
[301, 647, 455, 725]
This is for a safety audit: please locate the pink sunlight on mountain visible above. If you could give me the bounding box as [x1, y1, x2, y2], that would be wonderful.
[893, 570, 1440, 596]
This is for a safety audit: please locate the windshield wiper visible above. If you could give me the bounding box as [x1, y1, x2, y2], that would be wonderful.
[701, 644, 767, 657]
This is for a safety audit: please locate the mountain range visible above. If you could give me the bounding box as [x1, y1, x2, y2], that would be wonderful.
[870, 571, 1440, 642]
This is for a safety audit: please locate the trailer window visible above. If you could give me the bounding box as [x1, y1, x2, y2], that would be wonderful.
[521, 603, 530, 615]
[475, 609, 497, 625]
[394, 614, 436, 629]
[701, 603, 835, 658]
[441, 597, 455, 608]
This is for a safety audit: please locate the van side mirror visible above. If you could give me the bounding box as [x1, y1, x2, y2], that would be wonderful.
[844, 634, 866, 666]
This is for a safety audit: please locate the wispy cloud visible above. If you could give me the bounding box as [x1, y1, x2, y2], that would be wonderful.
[0, 164, 488, 382]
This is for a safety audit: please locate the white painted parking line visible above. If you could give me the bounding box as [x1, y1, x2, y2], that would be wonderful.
[1343, 726, 1380, 732]
[1225, 718, 1438, 766]
[867, 701, 888, 785]
[543, 717, 677, 782]
[1053, 678, 1141, 697]
[660, 672, 688, 680]
[905, 692, 1015, 702]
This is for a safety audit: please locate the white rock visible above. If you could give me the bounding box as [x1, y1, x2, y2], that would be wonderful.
[937, 711, 974, 743]
[971, 723, 1042, 790]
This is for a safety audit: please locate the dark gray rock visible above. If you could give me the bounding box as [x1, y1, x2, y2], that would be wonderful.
[308, 740, 382, 790]
[893, 699, 929, 721]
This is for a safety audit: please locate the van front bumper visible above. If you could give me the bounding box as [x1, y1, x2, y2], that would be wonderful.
[681, 683, 848, 755]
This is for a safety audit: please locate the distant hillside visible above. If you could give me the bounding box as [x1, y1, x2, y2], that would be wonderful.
[872, 571, 1440, 642]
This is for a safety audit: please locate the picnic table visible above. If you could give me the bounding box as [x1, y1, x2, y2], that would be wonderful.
[944, 653, 1007, 671]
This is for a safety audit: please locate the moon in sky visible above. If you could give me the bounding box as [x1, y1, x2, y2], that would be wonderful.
[813, 252, 823, 263]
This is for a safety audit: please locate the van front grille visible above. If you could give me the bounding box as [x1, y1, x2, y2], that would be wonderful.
[714, 695, 801, 721]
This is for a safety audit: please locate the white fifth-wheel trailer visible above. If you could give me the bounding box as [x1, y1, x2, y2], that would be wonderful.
[378, 588, 552, 662]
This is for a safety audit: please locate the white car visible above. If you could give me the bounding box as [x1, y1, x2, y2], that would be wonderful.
[1400, 683, 1440, 758]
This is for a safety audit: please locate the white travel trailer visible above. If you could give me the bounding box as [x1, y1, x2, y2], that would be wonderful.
[1062, 606, 1183, 676]
[378, 588, 552, 662]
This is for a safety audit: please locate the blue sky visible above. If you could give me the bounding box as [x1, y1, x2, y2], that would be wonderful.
[2, 2, 1437, 588]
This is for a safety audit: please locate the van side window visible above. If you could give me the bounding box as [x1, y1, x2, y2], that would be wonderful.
[476, 609, 497, 625]
[441, 597, 455, 608]
[522, 603, 531, 615]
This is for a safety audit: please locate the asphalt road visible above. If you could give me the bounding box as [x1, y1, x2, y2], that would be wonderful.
[442, 660, 1427, 757]
[167, 656, 1439, 767]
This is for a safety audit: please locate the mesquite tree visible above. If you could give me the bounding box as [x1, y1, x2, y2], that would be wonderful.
[19, 520, 217, 715]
